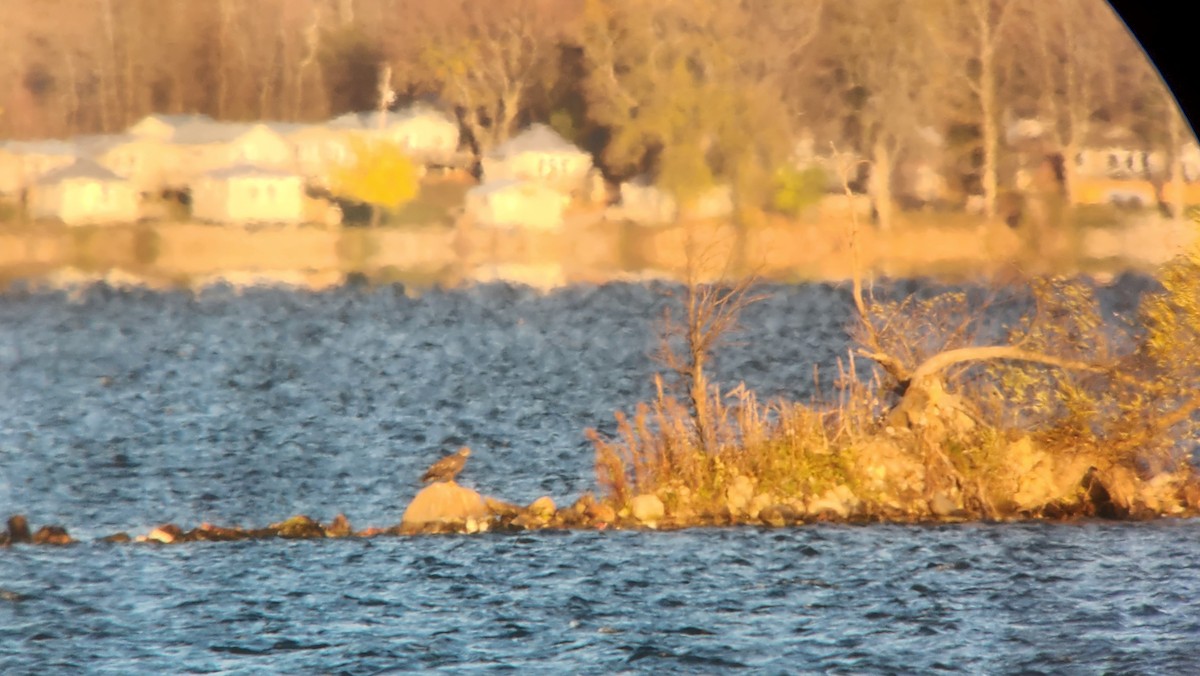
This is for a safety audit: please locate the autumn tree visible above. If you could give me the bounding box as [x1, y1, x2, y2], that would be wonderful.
[329, 136, 419, 227]
[578, 0, 794, 214]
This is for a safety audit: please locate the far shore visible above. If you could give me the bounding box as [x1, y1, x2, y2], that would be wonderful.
[1, 212, 1196, 293]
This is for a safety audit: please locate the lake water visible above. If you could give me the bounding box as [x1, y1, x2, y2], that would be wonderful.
[2, 278, 1198, 673]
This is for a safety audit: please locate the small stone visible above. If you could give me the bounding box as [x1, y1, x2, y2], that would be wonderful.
[141, 524, 183, 544]
[630, 494, 665, 526]
[747, 493, 774, 520]
[485, 497, 522, 517]
[6, 515, 31, 544]
[270, 515, 326, 539]
[587, 503, 616, 526]
[807, 485, 857, 520]
[928, 492, 958, 518]
[189, 523, 250, 541]
[725, 475, 755, 516]
[570, 493, 597, 516]
[528, 496, 557, 519]
[759, 505, 787, 528]
[32, 525, 72, 545]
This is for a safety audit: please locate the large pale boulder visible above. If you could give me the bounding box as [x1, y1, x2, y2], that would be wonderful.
[630, 494, 665, 526]
[1007, 438, 1093, 513]
[725, 475, 755, 516]
[806, 484, 860, 520]
[401, 482, 491, 530]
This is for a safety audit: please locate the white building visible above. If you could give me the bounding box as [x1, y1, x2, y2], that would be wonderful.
[481, 124, 593, 195]
[190, 165, 306, 224]
[28, 159, 139, 225]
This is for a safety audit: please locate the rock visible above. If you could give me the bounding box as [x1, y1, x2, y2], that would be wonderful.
[32, 525, 72, 545]
[528, 496, 556, 519]
[928, 492, 959, 518]
[6, 515, 31, 544]
[141, 524, 183, 544]
[189, 523, 251, 542]
[807, 484, 859, 520]
[101, 532, 132, 543]
[758, 505, 787, 528]
[271, 515, 326, 539]
[1008, 440, 1093, 514]
[747, 493, 774, 521]
[1181, 478, 1200, 511]
[569, 493, 597, 516]
[1082, 467, 1130, 520]
[630, 494, 665, 526]
[510, 496, 558, 530]
[1138, 472, 1187, 516]
[401, 481, 491, 531]
[558, 494, 596, 527]
[725, 475, 755, 516]
[485, 497, 522, 518]
[667, 503, 697, 525]
[325, 514, 352, 537]
[587, 502, 616, 527]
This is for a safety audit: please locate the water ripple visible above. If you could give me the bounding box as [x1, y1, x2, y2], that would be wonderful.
[2, 281, 1198, 672]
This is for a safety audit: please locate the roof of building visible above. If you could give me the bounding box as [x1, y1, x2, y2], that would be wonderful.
[1, 139, 80, 157]
[261, 121, 317, 137]
[129, 113, 214, 131]
[335, 104, 457, 132]
[74, 133, 139, 155]
[171, 121, 277, 146]
[202, 163, 302, 180]
[489, 124, 586, 159]
[37, 158, 126, 184]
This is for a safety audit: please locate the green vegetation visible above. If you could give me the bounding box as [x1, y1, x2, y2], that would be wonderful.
[771, 166, 828, 218]
[388, 180, 470, 228]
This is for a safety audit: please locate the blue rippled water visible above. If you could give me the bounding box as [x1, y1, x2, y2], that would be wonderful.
[2, 278, 1198, 673]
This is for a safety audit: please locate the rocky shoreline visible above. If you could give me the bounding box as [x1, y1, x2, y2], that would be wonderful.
[6, 463, 1200, 548]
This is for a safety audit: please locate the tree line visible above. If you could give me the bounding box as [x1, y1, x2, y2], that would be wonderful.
[0, 0, 1183, 220]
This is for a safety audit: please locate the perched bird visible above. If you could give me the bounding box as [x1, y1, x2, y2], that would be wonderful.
[420, 446, 471, 484]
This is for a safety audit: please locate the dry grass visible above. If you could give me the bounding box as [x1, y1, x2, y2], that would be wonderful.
[587, 242, 1200, 521]
[588, 370, 879, 514]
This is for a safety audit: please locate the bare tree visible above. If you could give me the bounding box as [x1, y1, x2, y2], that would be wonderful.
[926, 0, 1020, 220]
[416, 0, 572, 156]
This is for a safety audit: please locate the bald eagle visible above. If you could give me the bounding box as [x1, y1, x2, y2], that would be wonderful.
[420, 446, 471, 483]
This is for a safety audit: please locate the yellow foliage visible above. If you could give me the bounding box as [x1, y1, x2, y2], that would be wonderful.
[330, 137, 420, 223]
